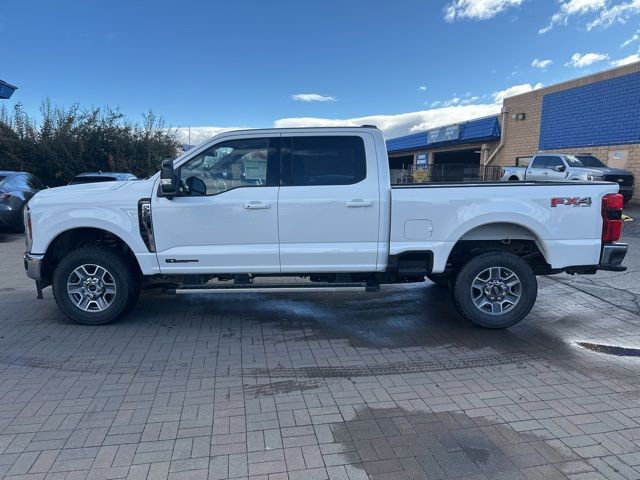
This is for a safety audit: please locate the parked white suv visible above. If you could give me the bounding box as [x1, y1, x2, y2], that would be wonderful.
[24, 127, 627, 328]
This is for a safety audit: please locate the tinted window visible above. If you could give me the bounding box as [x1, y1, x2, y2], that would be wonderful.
[287, 136, 366, 186]
[530, 157, 547, 169]
[179, 138, 272, 196]
[25, 175, 45, 190]
[11, 174, 29, 189]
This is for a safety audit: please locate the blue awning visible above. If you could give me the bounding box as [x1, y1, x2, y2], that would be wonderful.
[387, 115, 501, 154]
[0, 80, 17, 99]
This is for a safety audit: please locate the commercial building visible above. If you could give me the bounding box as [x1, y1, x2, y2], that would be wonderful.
[387, 62, 640, 198]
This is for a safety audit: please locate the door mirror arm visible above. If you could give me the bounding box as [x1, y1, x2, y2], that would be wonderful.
[160, 159, 178, 199]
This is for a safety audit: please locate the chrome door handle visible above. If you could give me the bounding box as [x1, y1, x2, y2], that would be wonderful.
[345, 199, 372, 208]
[243, 201, 271, 209]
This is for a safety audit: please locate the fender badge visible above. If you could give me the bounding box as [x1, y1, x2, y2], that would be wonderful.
[550, 197, 592, 208]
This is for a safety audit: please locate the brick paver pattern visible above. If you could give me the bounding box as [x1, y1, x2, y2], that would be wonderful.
[1, 233, 639, 479]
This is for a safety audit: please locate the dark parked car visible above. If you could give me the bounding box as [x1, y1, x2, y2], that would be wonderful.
[69, 172, 137, 185]
[0, 171, 45, 232]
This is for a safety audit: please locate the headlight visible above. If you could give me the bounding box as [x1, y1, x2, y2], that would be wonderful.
[587, 174, 604, 181]
[24, 207, 33, 251]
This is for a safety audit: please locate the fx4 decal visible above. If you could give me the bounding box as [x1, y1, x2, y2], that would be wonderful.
[550, 197, 592, 208]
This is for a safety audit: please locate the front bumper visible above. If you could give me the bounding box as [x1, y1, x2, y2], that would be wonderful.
[599, 243, 627, 272]
[24, 252, 44, 280]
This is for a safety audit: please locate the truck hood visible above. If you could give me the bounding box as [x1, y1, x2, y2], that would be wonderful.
[29, 178, 156, 208]
[586, 167, 633, 176]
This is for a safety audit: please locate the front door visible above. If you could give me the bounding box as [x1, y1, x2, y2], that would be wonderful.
[545, 156, 568, 181]
[277, 134, 381, 273]
[152, 135, 281, 274]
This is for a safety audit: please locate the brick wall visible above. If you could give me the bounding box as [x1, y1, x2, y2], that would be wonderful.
[492, 62, 640, 201]
[494, 62, 640, 168]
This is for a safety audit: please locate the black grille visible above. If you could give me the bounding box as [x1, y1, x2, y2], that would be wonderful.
[603, 175, 634, 187]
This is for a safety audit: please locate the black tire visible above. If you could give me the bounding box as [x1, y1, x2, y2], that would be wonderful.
[453, 252, 537, 329]
[52, 247, 138, 325]
[623, 195, 632, 206]
[427, 273, 450, 288]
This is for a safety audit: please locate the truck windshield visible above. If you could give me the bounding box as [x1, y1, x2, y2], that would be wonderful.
[565, 155, 607, 168]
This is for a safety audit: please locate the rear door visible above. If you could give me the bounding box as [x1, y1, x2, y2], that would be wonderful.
[277, 134, 380, 273]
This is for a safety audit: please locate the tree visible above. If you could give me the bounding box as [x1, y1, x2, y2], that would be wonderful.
[0, 101, 180, 186]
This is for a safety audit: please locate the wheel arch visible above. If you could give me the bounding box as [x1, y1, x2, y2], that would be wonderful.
[442, 221, 552, 274]
[42, 227, 142, 282]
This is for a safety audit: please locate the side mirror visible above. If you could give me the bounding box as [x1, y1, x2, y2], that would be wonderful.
[160, 159, 178, 199]
[554, 165, 566, 172]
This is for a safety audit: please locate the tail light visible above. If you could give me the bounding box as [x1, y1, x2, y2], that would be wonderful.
[601, 193, 623, 242]
[0, 191, 11, 201]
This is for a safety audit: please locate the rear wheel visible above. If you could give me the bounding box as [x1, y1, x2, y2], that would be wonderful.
[52, 247, 138, 325]
[453, 252, 537, 329]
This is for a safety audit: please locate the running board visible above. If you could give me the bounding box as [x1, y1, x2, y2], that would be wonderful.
[169, 282, 379, 295]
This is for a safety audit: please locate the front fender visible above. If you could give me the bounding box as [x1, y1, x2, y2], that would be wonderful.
[30, 204, 144, 255]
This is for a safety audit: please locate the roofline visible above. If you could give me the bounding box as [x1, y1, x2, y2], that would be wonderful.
[504, 61, 640, 101]
[386, 113, 501, 141]
[0, 79, 17, 89]
[387, 136, 500, 154]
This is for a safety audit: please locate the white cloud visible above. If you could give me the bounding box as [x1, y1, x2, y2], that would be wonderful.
[418, 85, 427, 91]
[492, 82, 543, 102]
[275, 83, 542, 139]
[610, 53, 640, 66]
[565, 52, 609, 67]
[175, 126, 246, 145]
[587, 0, 640, 29]
[176, 83, 546, 144]
[291, 93, 336, 102]
[443, 0, 524, 21]
[539, 0, 606, 32]
[531, 58, 553, 68]
[274, 104, 502, 139]
[622, 29, 640, 46]
[540, 0, 640, 32]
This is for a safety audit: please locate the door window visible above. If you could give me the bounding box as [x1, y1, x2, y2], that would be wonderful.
[283, 136, 366, 186]
[178, 138, 275, 196]
[546, 157, 564, 170]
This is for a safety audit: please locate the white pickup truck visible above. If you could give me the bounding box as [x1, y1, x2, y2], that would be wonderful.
[501, 153, 635, 204]
[24, 127, 627, 329]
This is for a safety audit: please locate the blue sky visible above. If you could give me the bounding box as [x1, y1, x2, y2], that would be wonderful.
[1, 0, 639, 142]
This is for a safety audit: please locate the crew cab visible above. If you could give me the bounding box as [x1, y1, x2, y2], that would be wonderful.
[501, 153, 635, 203]
[23, 127, 627, 329]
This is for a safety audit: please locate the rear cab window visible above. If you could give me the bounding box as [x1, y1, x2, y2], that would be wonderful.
[282, 136, 366, 186]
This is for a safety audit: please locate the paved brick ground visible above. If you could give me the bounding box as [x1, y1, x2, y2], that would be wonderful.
[1, 231, 640, 479]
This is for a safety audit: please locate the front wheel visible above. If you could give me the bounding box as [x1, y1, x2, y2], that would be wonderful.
[52, 247, 138, 325]
[453, 252, 537, 329]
